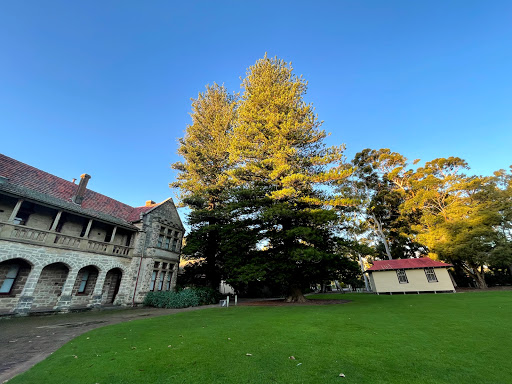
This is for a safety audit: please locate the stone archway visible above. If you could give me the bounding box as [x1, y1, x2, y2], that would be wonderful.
[32, 262, 70, 310]
[0, 258, 32, 313]
[70, 265, 100, 308]
[102, 268, 123, 305]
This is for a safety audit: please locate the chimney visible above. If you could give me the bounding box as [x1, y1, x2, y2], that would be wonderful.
[145, 200, 156, 207]
[73, 174, 91, 205]
[71, 178, 77, 184]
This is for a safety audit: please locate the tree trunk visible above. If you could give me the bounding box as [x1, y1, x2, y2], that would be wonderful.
[371, 215, 392, 260]
[473, 267, 488, 289]
[285, 286, 307, 303]
[206, 219, 221, 291]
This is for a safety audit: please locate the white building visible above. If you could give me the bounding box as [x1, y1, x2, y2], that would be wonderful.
[366, 257, 456, 294]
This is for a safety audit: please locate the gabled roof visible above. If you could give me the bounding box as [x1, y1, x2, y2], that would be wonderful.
[0, 153, 164, 229]
[366, 257, 453, 272]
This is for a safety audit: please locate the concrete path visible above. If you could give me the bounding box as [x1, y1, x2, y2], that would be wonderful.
[0, 305, 217, 383]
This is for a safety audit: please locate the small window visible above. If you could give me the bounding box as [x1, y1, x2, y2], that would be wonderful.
[149, 271, 157, 291]
[0, 265, 20, 293]
[164, 237, 171, 249]
[78, 271, 90, 293]
[172, 238, 179, 252]
[157, 235, 164, 248]
[396, 269, 409, 284]
[424, 267, 438, 282]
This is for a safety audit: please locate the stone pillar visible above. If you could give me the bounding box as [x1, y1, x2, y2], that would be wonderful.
[91, 270, 107, 307]
[110, 226, 117, 243]
[13, 265, 43, 315]
[83, 219, 93, 238]
[170, 263, 178, 291]
[8, 199, 24, 223]
[50, 210, 62, 231]
[55, 269, 79, 312]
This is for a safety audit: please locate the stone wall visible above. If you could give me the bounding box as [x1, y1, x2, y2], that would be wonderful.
[70, 267, 99, 307]
[0, 259, 32, 313]
[25, 205, 55, 231]
[32, 263, 69, 309]
[0, 240, 134, 314]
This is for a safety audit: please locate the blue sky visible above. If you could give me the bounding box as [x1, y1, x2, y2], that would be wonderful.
[1, 0, 511, 211]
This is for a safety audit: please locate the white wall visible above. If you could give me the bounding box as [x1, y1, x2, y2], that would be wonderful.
[371, 268, 455, 293]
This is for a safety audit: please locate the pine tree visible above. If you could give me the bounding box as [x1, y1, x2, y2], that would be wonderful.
[228, 55, 350, 301]
[171, 84, 236, 289]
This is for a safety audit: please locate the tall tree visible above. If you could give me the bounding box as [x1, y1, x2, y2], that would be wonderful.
[171, 84, 236, 289]
[228, 55, 351, 302]
[403, 158, 512, 288]
[344, 148, 424, 260]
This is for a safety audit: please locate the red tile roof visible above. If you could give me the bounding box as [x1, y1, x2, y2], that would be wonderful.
[366, 257, 453, 271]
[0, 154, 159, 227]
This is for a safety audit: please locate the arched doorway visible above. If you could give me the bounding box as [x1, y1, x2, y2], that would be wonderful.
[71, 265, 100, 308]
[0, 258, 32, 313]
[102, 268, 122, 305]
[32, 262, 69, 310]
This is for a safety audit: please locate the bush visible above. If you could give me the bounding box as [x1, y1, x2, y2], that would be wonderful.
[192, 287, 223, 305]
[143, 287, 222, 309]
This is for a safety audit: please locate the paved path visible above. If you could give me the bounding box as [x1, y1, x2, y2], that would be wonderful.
[0, 305, 217, 382]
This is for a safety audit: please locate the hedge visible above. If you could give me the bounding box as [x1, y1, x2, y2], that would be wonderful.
[143, 287, 223, 309]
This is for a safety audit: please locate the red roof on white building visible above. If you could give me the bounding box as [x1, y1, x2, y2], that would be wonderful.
[366, 257, 453, 271]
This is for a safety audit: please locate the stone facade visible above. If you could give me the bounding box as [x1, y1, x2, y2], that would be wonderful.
[0, 154, 185, 316]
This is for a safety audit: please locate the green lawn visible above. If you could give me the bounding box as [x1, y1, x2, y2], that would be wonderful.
[11, 291, 512, 384]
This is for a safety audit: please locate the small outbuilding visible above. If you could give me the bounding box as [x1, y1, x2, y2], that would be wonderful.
[366, 258, 455, 294]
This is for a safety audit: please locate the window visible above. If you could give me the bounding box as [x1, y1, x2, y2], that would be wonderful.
[13, 211, 30, 225]
[156, 225, 180, 252]
[0, 265, 20, 293]
[78, 271, 90, 293]
[396, 269, 409, 284]
[424, 267, 438, 282]
[149, 271, 157, 291]
[158, 273, 165, 291]
[166, 273, 172, 290]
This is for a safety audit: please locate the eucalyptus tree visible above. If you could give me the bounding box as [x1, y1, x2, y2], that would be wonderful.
[344, 148, 424, 260]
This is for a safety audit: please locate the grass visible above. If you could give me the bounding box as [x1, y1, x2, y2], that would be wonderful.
[10, 291, 512, 384]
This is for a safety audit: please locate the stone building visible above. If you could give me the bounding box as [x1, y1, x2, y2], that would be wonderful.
[0, 154, 184, 316]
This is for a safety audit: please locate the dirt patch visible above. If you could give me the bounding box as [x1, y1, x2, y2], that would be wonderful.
[239, 299, 351, 306]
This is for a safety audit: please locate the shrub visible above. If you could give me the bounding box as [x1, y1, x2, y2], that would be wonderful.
[191, 287, 223, 305]
[143, 287, 221, 309]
